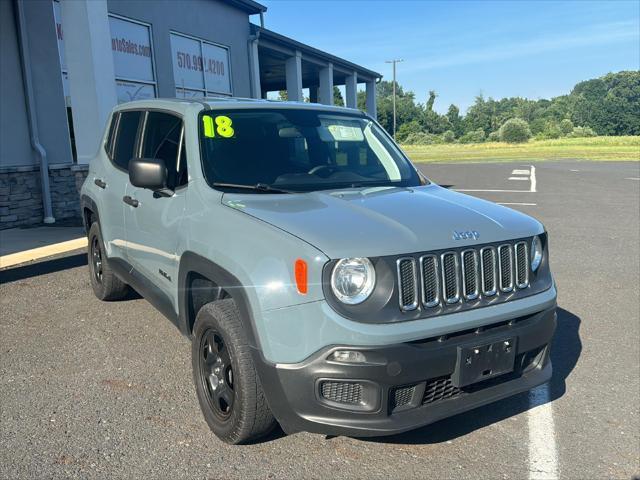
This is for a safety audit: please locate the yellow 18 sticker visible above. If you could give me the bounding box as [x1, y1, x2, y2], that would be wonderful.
[202, 115, 234, 138]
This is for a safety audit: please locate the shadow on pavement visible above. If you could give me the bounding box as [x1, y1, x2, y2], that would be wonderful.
[0, 252, 143, 301]
[0, 252, 88, 284]
[356, 306, 581, 445]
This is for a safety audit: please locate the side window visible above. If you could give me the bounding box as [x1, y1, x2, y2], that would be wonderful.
[113, 111, 142, 171]
[141, 111, 187, 189]
[104, 112, 119, 159]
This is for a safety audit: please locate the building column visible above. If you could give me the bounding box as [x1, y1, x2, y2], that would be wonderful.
[248, 37, 262, 99]
[285, 50, 303, 102]
[309, 86, 318, 103]
[366, 80, 377, 119]
[318, 63, 333, 105]
[345, 72, 357, 108]
[61, 0, 117, 164]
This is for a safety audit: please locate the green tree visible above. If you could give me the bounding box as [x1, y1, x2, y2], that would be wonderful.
[499, 118, 532, 143]
[446, 104, 464, 137]
[426, 90, 437, 111]
[487, 131, 501, 142]
[568, 126, 597, 138]
[459, 128, 486, 144]
[464, 94, 493, 134]
[396, 121, 423, 143]
[559, 119, 574, 136]
[333, 87, 345, 107]
[359, 70, 639, 138]
[442, 130, 456, 143]
[357, 90, 367, 111]
[538, 121, 561, 139]
[375, 81, 423, 134]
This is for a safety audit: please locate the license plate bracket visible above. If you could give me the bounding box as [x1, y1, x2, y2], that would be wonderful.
[452, 337, 517, 388]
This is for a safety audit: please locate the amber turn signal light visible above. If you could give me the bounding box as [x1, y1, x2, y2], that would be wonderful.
[294, 259, 308, 294]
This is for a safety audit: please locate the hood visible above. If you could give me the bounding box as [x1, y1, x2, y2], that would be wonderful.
[222, 185, 544, 259]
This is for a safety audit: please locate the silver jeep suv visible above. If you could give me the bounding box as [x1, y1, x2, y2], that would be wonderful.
[80, 98, 556, 444]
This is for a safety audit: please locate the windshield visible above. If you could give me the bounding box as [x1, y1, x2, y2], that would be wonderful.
[199, 108, 421, 192]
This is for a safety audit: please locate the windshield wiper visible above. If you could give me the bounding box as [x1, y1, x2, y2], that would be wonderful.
[212, 182, 297, 194]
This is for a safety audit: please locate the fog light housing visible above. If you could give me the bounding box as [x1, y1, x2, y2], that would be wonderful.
[327, 350, 367, 364]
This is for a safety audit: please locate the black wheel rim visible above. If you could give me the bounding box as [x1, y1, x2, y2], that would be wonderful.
[91, 236, 103, 283]
[199, 329, 235, 420]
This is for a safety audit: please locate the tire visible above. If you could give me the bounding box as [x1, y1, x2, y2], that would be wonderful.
[192, 299, 276, 444]
[87, 222, 130, 301]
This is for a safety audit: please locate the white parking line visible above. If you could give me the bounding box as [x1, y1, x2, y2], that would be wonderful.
[512, 169, 530, 175]
[528, 384, 558, 480]
[498, 202, 537, 206]
[455, 165, 537, 194]
[530, 165, 537, 193]
[624, 177, 640, 181]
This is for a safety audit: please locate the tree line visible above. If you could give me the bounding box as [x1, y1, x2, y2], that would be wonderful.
[355, 70, 639, 143]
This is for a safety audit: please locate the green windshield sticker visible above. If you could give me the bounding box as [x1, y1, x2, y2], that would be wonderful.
[215, 115, 235, 138]
[203, 115, 235, 139]
[203, 116, 215, 138]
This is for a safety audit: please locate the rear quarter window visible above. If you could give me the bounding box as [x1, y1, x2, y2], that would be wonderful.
[104, 112, 119, 159]
[112, 110, 142, 171]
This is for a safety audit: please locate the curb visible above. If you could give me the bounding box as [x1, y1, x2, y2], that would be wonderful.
[0, 238, 87, 269]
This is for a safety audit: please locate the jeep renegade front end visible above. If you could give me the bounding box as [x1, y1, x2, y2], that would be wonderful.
[80, 98, 556, 444]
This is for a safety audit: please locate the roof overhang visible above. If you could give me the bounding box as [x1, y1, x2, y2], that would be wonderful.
[250, 24, 382, 84]
[224, 0, 266, 15]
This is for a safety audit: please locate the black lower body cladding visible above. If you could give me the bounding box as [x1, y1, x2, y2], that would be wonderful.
[254, 305, 556, 437]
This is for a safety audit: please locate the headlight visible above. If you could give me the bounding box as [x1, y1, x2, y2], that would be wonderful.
[330, 258, 376, 305]
[531, 235, 543, 272]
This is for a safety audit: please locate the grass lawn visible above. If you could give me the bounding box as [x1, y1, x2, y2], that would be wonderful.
[402, 136, 640, 163]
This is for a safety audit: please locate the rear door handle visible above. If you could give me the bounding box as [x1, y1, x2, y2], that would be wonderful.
[94, 179, 107, 189]
[122, 195, 139, 208]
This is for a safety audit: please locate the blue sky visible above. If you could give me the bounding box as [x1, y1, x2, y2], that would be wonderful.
[257, 0, 640, 113]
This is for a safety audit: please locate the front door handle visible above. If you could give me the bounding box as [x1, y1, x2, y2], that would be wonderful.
[122, 195, 139, 208]
[94, 178, 107, 189]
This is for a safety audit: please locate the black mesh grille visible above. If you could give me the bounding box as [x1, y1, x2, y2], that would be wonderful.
[515, 242, 528, 287]
[442, 253, 459, 302]
[320, 381, 362, 405]
[481, 248, 496, 295]
[422, 376, 462, 405]
[499, 245, 513, 291]
[395, 239, 531, 312]
[398, 259, 417, 309]
[462, 250, 478, 299]
[421, 256, 439, 307]
[391, 385, 416, 410]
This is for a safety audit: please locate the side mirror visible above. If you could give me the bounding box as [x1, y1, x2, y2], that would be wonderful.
[129, 158, 168, 191]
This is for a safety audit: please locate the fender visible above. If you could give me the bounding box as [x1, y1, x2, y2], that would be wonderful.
[178, 251, 308, 432]
[177, 251, 263, 353]
[80, 194, 100, 233]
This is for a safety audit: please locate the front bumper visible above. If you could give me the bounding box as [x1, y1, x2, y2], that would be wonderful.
[255, 305, 556, 437]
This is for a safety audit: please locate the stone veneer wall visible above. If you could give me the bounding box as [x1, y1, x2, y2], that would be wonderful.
[0, 164, 88, 230]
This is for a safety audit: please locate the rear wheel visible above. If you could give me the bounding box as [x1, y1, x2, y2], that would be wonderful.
[88, 222, 130, 301]
[192, 299, 276, 444]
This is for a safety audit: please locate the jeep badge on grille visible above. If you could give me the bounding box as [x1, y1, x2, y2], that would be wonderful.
[452, 230, 480, 240]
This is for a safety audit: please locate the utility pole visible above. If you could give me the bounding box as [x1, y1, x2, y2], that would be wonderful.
[385, 59, 403, 139]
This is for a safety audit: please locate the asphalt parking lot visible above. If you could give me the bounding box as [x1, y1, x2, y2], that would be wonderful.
[1, 160, 639, 479]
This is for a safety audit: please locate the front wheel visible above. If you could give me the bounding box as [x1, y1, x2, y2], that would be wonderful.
[192, 299, 276, 444]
